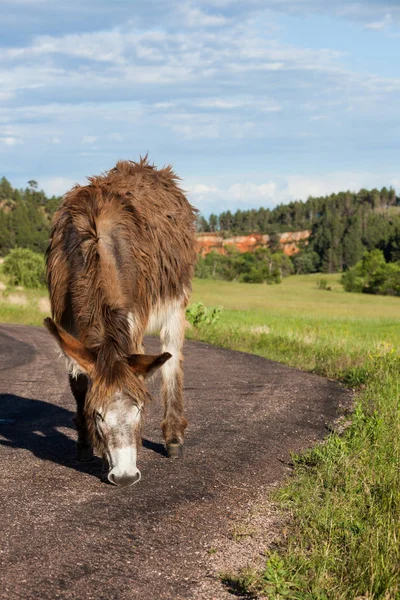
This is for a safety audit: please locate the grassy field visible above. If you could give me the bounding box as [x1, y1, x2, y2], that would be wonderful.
[190, 275, 400, 382]
[190, 275, 400, 599]
[0, 278, 49, 326]
[1, 273, 399, 598]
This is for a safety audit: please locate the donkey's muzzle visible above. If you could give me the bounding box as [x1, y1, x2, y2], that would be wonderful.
[108, 470, 141, 487]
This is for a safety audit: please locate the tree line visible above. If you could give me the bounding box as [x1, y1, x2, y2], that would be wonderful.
[198, 187, 400, 273]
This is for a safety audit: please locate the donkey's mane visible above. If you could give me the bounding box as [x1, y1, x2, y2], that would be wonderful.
[46, 157, 197, 388]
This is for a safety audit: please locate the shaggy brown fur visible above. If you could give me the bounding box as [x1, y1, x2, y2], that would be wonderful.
[45, 157, 197, 457]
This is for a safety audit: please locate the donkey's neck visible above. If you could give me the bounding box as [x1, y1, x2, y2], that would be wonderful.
[81, 304, 135, 359]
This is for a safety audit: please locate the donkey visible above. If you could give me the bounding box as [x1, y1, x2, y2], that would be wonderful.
[45, 158, 197, 486]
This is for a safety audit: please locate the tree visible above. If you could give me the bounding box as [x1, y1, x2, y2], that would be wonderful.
[0, 211, 14, 254]
[268, 232, 281, 253]
[0, 176, 13, 201]
[342, 216, 364, 269]
[27, 180, 38, 191]
[208, 214, 218, 232]
[342, 250, 400, 297]
[196, 216, 209, 232]
[293, 250, 320, 274]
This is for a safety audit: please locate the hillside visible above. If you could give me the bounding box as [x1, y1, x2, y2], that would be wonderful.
[198, 187, 400, 272]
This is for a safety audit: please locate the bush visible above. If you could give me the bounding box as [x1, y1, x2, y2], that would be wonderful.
[195, 248, 294, 284]
[3, 248, 46, 288]
[293, 250, 320, 274]
[186, 302, 222, 328]
[342, 250, 400, 296]
[317, 278, 332, 291]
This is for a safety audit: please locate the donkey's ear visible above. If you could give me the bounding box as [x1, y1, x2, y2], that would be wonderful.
[43, 318, 96, 375]
[127, 352, 172, 378]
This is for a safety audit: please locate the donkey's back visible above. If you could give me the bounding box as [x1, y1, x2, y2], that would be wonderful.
[48, 158, 197, 335]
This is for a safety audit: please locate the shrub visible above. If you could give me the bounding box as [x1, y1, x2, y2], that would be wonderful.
[317, 278, 332, 291]
[195, 248, 294, 284]
[342, 250, 400, 296]
[186, 302, 222, 328]
[293, 250, 320, 274]
[3, 248, 46, 288]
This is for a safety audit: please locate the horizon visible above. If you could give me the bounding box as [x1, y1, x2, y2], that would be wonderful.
[1, 1, 399, 216]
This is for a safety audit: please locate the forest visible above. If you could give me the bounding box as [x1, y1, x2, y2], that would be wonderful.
[198, 187, 400, 273]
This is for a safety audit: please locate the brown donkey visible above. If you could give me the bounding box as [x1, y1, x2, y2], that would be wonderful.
[45, 158, 197, 486]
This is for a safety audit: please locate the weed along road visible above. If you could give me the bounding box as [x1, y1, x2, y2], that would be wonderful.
[0, 324, 350, 600]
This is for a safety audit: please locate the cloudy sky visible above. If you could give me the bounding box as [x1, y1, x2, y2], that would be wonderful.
[1, 1, 399, 215]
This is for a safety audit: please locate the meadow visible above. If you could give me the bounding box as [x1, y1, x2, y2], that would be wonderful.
[0, 273, 399, 598]
[191, 274, 400, 380]
[190, 275, 400, 599]
[0, 280, 49, 326]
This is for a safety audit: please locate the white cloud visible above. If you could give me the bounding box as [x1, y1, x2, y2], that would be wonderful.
[365, 13, 392, 30]
[108, 133, 124, 141]
[39, 176, 79, 196]
[365, 20, 389, 31]
[187, 172, 399, 215]
[2, 0, 49, 3]
[187, 180, 281, 213]
[261, 1, 400, 30]
[82, 136, 98, 144]
[1, 136, 21, 146]
[283, 174, 363, 200]
[180, 5, 229, 27]
[5, 29, 128, 64]
[0, 91, 14, 101]
[0, 13, 399, 113]
[194, 97, 282, 112]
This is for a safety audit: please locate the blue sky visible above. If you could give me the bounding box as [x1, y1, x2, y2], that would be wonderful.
[1, 0, 399, 215]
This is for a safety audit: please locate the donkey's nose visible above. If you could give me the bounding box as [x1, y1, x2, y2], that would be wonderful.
[108, 471, 141, 487]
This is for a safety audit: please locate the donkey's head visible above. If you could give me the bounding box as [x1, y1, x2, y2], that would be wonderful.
[44, 318, 171, 486]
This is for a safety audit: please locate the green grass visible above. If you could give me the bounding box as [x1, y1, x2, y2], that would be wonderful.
[0, 272, 49, 326]
[1, 272, 399, 597]
[189, 275, 400, 599]
[190, 275, 400, 382]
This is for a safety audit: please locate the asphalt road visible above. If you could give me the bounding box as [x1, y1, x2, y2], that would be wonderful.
[0, 324, 350, 600]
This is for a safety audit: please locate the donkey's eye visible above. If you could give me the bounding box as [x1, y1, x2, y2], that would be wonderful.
[95, 411, 105, 422]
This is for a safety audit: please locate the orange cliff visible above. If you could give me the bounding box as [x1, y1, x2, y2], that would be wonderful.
[196, 230, 311, 256]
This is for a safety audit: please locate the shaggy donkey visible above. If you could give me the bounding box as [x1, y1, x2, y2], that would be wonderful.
[45, 158, 197, 486]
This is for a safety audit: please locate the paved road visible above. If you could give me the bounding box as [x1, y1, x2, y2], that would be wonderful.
[0, 325, 350, 600]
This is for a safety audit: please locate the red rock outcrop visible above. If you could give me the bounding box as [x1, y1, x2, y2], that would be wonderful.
[197, 230, 310, 256]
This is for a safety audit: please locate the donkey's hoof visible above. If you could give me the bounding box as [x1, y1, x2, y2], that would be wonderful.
[167, 443, 183, 459]
[77, 445, 94, 462]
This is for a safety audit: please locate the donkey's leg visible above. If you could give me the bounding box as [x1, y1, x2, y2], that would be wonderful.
[69, 373, 93, 461]
[160, 302, 188, 458]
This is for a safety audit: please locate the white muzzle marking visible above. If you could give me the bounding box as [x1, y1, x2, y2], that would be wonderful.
[107, 446, 141, 486]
